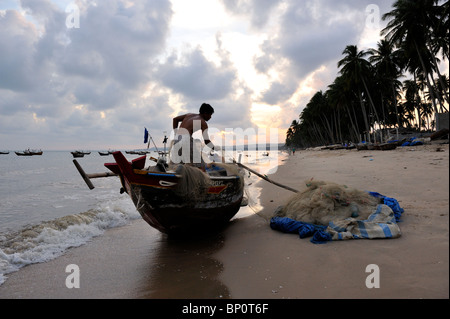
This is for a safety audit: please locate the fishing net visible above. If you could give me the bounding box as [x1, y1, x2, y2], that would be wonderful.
[169, 162, 245, 203]
[173, 164, 211, 201]
[276, 180, 381, 226]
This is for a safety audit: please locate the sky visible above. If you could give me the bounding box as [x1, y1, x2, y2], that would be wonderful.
[0, 0, 424, 151]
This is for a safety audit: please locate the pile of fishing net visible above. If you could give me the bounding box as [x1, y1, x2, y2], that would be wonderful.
[271, 180, 404, 244]
[173, 163, 244, 201]
[275, 180, 381, 225]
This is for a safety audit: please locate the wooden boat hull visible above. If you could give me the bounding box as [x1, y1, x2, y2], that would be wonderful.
[377, 143, 397, 151]
[105, 151, 244, 234]
[356, 143, 368, 151]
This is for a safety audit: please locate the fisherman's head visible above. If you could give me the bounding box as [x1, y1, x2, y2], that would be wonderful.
[199, 103, 214, 121]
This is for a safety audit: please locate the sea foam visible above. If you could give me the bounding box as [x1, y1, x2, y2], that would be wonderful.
[0, 197, 140, 286]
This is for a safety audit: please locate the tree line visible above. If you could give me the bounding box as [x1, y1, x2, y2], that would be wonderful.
[286, 0, 449, 148]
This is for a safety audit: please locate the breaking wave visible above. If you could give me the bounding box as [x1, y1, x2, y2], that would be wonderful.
[0, 198, 140, 286]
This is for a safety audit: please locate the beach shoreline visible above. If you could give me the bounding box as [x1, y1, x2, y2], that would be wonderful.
[0, 143, 448, 299]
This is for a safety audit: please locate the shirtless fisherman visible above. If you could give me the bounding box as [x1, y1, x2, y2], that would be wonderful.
[172, 103, 216, 167]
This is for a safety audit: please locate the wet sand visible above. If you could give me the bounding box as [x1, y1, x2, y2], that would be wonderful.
[0, 219, 231, 299]
[0, 143, 448, 299]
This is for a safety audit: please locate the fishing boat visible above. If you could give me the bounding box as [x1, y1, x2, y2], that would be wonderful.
[99, 149, 115, 156]
[356, 143, 368, 151]
[74, 151, 245, 235]
[15, 149, 43, 156]
[15, 151, 32, 156]
[126, 150, 149, 155]
[373, 143, 397, 151]
[71, 151, 85, 158]
[0, 151, 9, 155]
[71, 150, 91, 158]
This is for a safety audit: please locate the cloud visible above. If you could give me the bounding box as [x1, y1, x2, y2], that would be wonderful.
[220, 0, 283, 29]
[61, 1, 171, 86]
[222, 0, 392, 109]
[0, 0, 411, 150]
[0, 10, 40, 92]
[153, 32, 256, 131]
[0, 0, 174, 149]
[252, 0, 370, 105]
[156, 45, 236, 101]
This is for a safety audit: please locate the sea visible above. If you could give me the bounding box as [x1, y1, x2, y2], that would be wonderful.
[0, 150, 283, 286]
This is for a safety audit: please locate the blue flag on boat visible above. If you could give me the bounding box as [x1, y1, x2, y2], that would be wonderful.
[144, 128, 149, 144]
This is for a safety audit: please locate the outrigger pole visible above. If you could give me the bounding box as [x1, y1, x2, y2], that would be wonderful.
[73, 159, 117, 190]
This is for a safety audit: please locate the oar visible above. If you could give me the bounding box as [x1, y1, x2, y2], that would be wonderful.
[73, 159, 117, 190]
[233, 159, 299, 193]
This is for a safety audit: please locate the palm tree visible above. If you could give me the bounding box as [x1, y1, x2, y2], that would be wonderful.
[403, 79, 425, 129]
[286, 120, 298, 146]
[338, 45, 380, 141]
[368, 39, 404, 130]
[432, 0, 449, 61]
[307, 91, 336, 144]
[327, 75, 361, 142]
[428, 0, 449, 104]
[286, 119, 307, 147]
[299, 99, 326, 146]
[382, 0, 447, 113]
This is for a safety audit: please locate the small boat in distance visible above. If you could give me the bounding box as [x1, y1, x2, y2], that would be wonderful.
[0, 151, 9, 155]
[125, 150, 150, 155]
[15, 149, 43, 156]
[99, 149, 115, 156]
[71, 151, 85, 158]
[71, 151, 91, 158]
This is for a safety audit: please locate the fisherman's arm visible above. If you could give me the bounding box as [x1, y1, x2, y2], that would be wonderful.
[173, 115, 185, 130]
[201, 121, 215, 150]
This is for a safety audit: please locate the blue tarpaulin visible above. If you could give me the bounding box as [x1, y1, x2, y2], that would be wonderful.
[367, 192, 404, 222]
[401, 137, 424, 146]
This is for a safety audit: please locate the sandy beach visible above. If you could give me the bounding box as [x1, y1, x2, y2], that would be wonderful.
[217, 142, 449, 299]
[0, 143, 448, 300]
